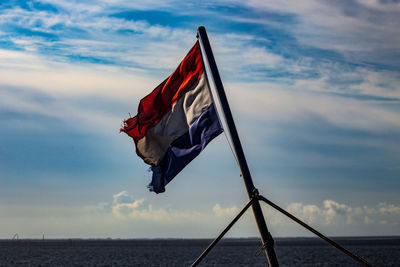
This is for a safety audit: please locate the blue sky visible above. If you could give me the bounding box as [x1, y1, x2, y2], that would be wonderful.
[0, 0, 399, 238]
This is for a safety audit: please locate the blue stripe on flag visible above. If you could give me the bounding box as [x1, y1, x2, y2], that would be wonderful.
[148, 104, 223, 193]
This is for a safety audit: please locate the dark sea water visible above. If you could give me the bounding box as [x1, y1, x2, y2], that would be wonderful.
[0, 237, 399, 266]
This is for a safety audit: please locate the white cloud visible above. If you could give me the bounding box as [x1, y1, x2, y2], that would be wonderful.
[103, 193, 400, 233]
[0, 5, 196, 71]
[287, 203, 321, 225]
[0, 49, 158, 133]
[210, 34, 284, 75]
[0, 195, 399, 238]
[111, 191, 149, 217]
[377, 202, 400, 216]
[347, 68, 400, 99]
[356, 0, 400, 11]
[94, 191, 205, 223]
[40, 0, 176, 13]
[0, 3, 286, 75]
[240, 0, 400, 67]
[323, 200, 352, 224]
[0, 49, 153, 99]
[212, 203, 239, 217]
[113, 190, 134, 204]
[226, 80, 400, 134]
[2, 47, 399, 157]
[282, 200, 400, 229]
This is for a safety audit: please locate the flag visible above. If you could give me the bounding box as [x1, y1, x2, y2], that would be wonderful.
[121, 42, 223, 193]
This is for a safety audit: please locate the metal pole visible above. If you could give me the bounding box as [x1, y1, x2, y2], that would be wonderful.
[197, 26, 279, 267]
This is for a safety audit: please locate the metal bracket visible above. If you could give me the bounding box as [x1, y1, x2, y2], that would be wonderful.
[254, 242, 268, 257]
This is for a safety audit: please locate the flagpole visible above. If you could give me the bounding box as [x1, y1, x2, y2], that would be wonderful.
[197, 26, 280, 267]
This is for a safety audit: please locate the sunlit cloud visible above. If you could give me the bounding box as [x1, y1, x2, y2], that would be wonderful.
[1, 195, 398, 238]
[212, 204, 239, 217]
[284, 200, 400, 228]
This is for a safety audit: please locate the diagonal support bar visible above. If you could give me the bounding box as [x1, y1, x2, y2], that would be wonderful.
[258, 195, 371, 267]
[191, 197, 256, 267]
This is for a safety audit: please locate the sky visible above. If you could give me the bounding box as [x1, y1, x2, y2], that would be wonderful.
[0, 0, 399, 239]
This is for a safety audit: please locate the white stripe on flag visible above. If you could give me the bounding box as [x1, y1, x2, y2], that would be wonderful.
[136, 73, 213, 165]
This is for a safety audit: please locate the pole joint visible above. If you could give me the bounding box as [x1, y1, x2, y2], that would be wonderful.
[252, 188, 260, 199]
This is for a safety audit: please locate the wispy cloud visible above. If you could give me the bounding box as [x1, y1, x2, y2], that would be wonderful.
[227, 81, 400, 133]
[240, 0, 400, 68]
[0, 4, 196, 70]
[0, 49, 154, 133]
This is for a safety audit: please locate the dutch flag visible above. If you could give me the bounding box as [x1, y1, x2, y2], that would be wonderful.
[121, 42, 223, 193]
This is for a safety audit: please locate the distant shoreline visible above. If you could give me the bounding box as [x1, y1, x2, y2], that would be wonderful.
[1, 235, 399, 240]
[1, 236, 399, 247]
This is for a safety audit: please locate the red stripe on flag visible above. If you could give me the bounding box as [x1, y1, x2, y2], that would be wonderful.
[121, 42, 204, 142]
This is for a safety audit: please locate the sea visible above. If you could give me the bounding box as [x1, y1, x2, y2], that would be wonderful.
[0, 237, 399, 266]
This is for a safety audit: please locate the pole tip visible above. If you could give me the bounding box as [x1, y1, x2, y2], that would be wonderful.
[197, 26, 206, 38]
[197, 26, 206, 33]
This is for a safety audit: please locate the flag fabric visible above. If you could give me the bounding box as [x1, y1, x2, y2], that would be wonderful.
[120, 42, 223, 193]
